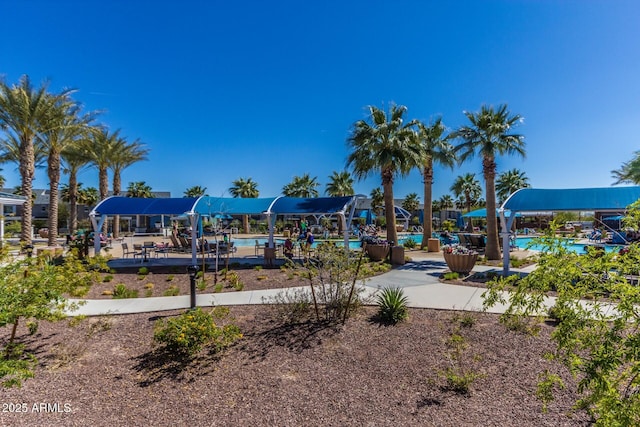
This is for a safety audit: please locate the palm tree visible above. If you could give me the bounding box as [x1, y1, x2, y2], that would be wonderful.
[496, 168, 530, 203]
[282, 173, 319, 198]
[61, 141, 92, 235]
[325, 171, 354, 196]
[452, 104, 525, 260]
[127, 181, 153, 230]
[439, 195, 454, 210]
[451, 173, 483, 231]
[229, 177, 259, 233]
[81, 127, 120, 201]
[0, 168, 4, 188]
[38, 91, 98, 245]
[0, 76, 72, 243]
[184, 186, 207, 197]
[611, 151, 640, 185]
[347, 104, 422, 245]
[402, 193, 420, 214]
[415, 118, 457, 249]
[370, 187, 384, 221]
[109, 137, 148, 238]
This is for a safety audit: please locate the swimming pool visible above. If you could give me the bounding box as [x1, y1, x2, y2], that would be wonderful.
[230, 237, 363, 250]
[514, 237, 621, 255]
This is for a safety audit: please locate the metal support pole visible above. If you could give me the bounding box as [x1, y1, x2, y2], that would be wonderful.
[187, 265, 199, 309]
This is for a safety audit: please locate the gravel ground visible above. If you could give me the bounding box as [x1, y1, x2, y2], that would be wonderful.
[1, 269, 592, 426]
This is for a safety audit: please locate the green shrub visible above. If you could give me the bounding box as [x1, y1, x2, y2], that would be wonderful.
[443, 272, 460, 280]
[102, 274, 114, 283]
[153, 307, 242, 356]
[254, 265, 263, 271]
[402, 237, 417, 249]
[441, 333, 485, 395]
[166, 275, 174, 282]
[112, 284, 138, 299]
[376, 287, 409, 324]
[137, 267, 149, 275]
[197, 279, 207, 291]
[163, 286, 179, 296]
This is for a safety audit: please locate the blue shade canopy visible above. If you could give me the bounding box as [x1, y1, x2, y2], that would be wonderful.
[602, 215, 624, 221]
[92, 196, 357, 217]
[503, 186, 640, 212]
[269, 196, 355, 215]
[92, 197, 200, 215]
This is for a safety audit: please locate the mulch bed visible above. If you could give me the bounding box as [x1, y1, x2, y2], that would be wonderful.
[3, 272, 592, 426]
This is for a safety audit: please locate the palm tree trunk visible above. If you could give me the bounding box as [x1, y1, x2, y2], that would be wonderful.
[483, 156, 500, 260]
[69, 171, 78, 235]
[47, 151, 61, 246]
[113, 171, 122, 239]
[465, 193, 474, 232]
[382, 168, 398, 246]
[242, 214, 250, 234]
[99, 167, 109, 233]
[19, 137, 34, 244]
[421, 163, 433, 250]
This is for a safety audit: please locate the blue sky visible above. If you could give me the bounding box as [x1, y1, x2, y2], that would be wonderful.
[2, 0, 639, 202]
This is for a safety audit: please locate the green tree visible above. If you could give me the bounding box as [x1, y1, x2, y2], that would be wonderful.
[282, 173, 319, 198]
[80, 127, 119, 202]
[39, 91, 98, 245]
[452, 104, 525, 260]
[402, 193, 420, 214]
[611, 151, 640, 185]
[451, 173, 482, 231]
[484, 215, 640, 425]
[415, 118, 456, 249]
[0, 76, 72, 244]
[439, 194, 454, 210]
[325, 171, 355, 196]
[370, 187, 384, 217]
[0, 168, 5, 188]
[496, 168, 530, 204]
[347, 104, 422, 245]
[61, 135, 93, 235]
[184, 185, 208, 197]
[229, 177, 259, 233]
[0, 253, 106, 387]
[126, 181, 153, 198]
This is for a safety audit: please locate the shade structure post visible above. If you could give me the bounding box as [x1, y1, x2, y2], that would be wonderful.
[188, 212, 198, 265]
[91, 214, 107, 256]
[499, 209, 517, 276]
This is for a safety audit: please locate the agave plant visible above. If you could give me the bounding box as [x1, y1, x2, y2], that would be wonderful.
[376, 287, 409, 324]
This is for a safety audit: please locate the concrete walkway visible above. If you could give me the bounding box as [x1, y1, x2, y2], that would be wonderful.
[67, 254, 554, 317]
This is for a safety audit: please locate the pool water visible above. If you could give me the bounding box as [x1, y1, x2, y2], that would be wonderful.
[515, 237, 621, 254]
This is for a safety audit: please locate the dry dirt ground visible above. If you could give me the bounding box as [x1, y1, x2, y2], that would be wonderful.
[1, 267, 594, 427]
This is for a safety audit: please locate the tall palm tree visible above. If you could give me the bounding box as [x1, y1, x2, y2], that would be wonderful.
[39, 91, 98, 245]
[229, 177, 259, 234]
[109, 137, 148, 238]
[451, 173, 483, 229]
[184, 186, 207, 197]
[81, 127, 120, 201]
[282, 173, 319, 198]
[0, 168, 5, 188]
[415, 118, 457, 249]
[61, 141, 92, 235]
[325, 171, 354, 196]
[347, 104, 422, 245]
[452, 104, 525, 260]
[611, 151, 640, 185]
[0, 76, 71, 243]
[496, 168, 530, 204]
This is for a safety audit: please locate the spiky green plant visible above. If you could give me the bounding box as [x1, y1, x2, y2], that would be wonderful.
[375, 287, 409, 324]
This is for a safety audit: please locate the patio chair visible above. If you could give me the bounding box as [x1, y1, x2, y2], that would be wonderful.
[169, 234, 185, 252]
[178, 236, 191, 251]
[154, 242, 169, 258]
[132, 243, 144, 261]
[255, 240, 261, 257]
[121, 242, 135, 258]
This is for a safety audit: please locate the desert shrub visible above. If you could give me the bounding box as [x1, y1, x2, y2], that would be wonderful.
[402, 237, 417, 249]
[145, 289, 153, 297]
[113, 284, 138, 299]
[214, 283, 223, 293]
[455, 312, 477, 328]
[153, 307, 241, 356]
[163, 286, 179, 296]
[375, 287, 409, 324]
[166, 275, 174, 282]
[137, 267, 149, 275]
[443, 272, 460, 280]
[254, 265, 263, 271]
[441, 333, 485, 395]
[102, 274, 114, 283]
[197, 279, 207, 291]
[263, 288, 313, 324]
[144, 283, 154, 290]
[226, 271, 243, 291]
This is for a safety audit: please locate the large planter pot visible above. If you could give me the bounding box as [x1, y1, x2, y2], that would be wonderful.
[443, 252, 478, 274]
[366, 244, 389, 261]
